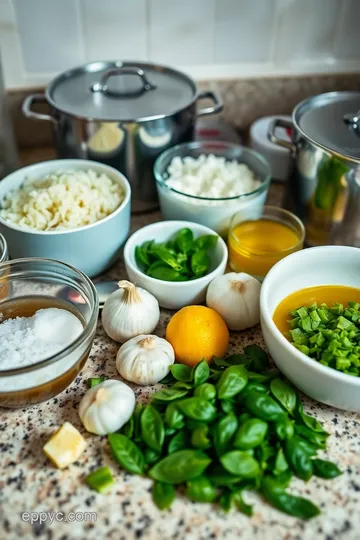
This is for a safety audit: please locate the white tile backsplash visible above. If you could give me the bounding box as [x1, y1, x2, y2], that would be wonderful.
[214, 0, 276, 63]
[13, 0, 83, 73]
[148, 0, 215, 65]
[0, 0, 359, 88]
[274, 0, 341, 63]
[334, 0, 360, 60]
[81, 0, 147, 62]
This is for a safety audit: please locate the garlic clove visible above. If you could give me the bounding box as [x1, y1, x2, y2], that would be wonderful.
[116, 334, 175, 385]
[79, 379, 135, 435]
[101, 281, 160, 343]
[206, 272, 261, 331]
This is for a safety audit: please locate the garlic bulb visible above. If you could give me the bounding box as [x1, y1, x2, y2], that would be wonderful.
[206, 272, 261, 330]
[79, 379, 135, 435]
[116, 334, 175, 385]
[102, 280, 160, 343]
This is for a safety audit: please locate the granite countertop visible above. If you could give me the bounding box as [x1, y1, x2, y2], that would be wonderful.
[0, 180, 360, 540]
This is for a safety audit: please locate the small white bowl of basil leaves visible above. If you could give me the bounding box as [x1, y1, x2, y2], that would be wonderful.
[124, 220, 228, 309]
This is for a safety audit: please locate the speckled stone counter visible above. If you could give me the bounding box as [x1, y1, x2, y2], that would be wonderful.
[1, 198, 360, 540]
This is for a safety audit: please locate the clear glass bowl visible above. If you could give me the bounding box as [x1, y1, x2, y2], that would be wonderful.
[154, 141, 271, 236]
[0, 233, 8, 263]
[228, 205, 305, 281]
[0, 258, 98, 408]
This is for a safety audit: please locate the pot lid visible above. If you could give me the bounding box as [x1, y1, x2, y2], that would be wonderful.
[46, 61, 197, 122]
[295, 91, 360, 161]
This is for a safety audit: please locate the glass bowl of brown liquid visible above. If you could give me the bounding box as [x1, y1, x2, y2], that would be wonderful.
[0, 258, 98, 407]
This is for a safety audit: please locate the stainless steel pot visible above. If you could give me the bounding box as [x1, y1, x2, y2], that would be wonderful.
[268, 91, 360, 247]
[23, 61, 222, 213]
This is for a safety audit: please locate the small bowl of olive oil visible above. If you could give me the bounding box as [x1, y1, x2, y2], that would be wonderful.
[228, 205, 305, 281]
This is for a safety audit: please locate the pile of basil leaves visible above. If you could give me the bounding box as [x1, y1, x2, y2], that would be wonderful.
[108, 345, 341, 519]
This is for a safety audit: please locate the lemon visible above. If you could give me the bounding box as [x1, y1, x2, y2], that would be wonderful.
[166, 305, 229, 367]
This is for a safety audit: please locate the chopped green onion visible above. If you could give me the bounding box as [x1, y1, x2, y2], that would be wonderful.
[86, 466, 114, 493]
[88, 377, 105, 388]
[287, 301, 360, 377]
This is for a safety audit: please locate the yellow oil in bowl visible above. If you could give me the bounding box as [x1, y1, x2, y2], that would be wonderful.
[228, 206, 305, 280]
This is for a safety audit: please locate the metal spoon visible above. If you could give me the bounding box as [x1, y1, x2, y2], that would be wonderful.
[56, 279, 119, 311]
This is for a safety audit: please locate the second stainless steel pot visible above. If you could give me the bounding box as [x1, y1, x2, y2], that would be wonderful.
[268, 91, 360, 247]
[23, 61, 222, 213]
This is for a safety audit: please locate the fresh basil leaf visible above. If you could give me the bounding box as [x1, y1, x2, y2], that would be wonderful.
[165, 403, 185, 430]
[152, 388, 190, 402]
[144, 448, 161, 465]
[274, 448, 289, 476]
[295, 399, 328, 434]
[186, 476, 216, 502]
[207, 465, 243, 486]
[147, 265, 188, 282]
[262, 476, 320, 520]
[150, 245, 183, 271]
[226, 353, 251, 366]
[159, 371, 175, 384]
[275, 416, 295, 441]
[245, 391, 286, 422]
[149, 450, 212, 484]
[247, 369, 280, 383]
[220, 399, 235, 414]
[219, 490, 233, 512]
[193, 359, 210, 387]
[191, 424, 211, 449]
[133, 403, 144, 443]
[168, 430, 187, 454]
[312, 459, 342, 479]
[244, 344, 269, 371]
[233, 418, 268, 450]
[217, 365, 248, 399]
[152, 482, 176, 510]
[141, 405, 165, 452]
[232, 489, 253, 516]
[191, 250, 210, 277]
[175, 228, 194, 253]
[294, 424, 328, 448]
[213, 413, 238, 456]
[192, 234, 218, 251]
[170, 364, 193, 382]
[135, 245, 151, 268]
[220, 451, 261, 479]
[121, 416, 134, 439]
[285, 436, 315, 481]
[177, 397, 217, 422]
[270, 378, 297, 415]
[193, 383, 216, 400]
[108, 434, 145, 475]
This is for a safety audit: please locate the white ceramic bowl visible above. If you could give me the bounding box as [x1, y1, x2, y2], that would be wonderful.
[260, 246, 360, 412]
[0, 160, 131, 278]
[154, 141, 271, 236]
[124, 220, 228, 309]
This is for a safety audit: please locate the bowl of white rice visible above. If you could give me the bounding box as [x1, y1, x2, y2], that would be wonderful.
[0, 160, 131, 277]
[154, 141, 271, 236]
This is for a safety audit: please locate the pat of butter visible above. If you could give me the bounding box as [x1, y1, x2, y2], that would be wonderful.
[43, 421, 86, 469]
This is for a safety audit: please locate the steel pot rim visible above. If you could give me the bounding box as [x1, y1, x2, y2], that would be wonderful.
[292, 90, 360, 164]
[42, 60, 216, 124]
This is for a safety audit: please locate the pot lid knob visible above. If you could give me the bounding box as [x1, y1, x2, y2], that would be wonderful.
[91, 66, 157, 98]
[343, 109, 360, 136]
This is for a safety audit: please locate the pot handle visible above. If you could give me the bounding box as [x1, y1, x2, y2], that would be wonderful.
[196, 90, 223, 117]
[91, 67, 157, 97]
[267, 118, 296, 153]
[22, 94, 57, 123]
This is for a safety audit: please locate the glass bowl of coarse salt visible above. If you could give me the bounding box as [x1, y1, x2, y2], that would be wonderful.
[0, 258, 98, 408]
[154, 141, 272, 236]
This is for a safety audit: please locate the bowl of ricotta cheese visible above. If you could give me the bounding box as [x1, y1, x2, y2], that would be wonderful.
[0, 258, 98, 408]
[154, 141, 271, 236]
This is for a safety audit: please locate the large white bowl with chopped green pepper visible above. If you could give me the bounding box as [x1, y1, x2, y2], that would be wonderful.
[260, 246, 360, 412]
[123, 220, 228, 309]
